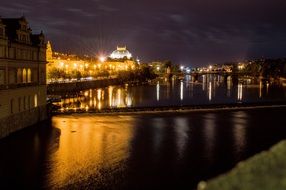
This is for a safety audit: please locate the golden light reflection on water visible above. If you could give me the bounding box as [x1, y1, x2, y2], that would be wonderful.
[47, 115, 135, 188]
[57, 86, 134, 111]
[55, 76, 286, 112]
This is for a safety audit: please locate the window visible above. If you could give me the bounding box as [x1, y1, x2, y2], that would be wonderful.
[34, 94, 38, 107]
[17, 68, 22, 83]
[22, 68, 27, 83]
[27, 69, 31, 83]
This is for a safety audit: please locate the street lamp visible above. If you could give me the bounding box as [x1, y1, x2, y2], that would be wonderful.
[99, 56, 106, 63]
[156, 66, 160, 71]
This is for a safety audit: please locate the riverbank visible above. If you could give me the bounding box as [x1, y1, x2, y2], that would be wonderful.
[197, 140, 286, 190]
[53, 101, 286, 115]
[47, 78, 121, 94]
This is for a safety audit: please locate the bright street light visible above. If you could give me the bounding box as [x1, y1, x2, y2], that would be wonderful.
[99, 56, 106, 63]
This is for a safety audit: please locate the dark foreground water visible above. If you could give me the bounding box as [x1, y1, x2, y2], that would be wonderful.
[1, 107, 286, 189]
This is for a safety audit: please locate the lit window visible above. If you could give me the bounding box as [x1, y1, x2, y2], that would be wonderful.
[22, 68, 27, 83]
[34, 94, 38, 107]
[27, 69, 31, 83]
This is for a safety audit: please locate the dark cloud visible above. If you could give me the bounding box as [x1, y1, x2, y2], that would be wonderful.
[1, 0, 286, 66]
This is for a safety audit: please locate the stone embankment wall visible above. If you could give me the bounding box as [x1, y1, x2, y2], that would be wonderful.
[48, 78, 122, 94]
[0, 105, 47, 139]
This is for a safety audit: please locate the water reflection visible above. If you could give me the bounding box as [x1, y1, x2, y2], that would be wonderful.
[174, 117, 189, 159]
[46, 115, 135, 188]
[208, 82, 212, 101]
[2, 109, 286, 189]
[157, 81, 160, 101]
[180, 80, 184, 101]
[203, 113, 216, 161]
[259, 81, 262, 98]
[237, 83, 243, 101]
[227, 76, 232, 97]
[232, 111, 247, 157]
[55, 74, 286, 112]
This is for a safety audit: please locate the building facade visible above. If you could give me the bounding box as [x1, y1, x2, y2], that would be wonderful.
[0, 17, 47, 139]
[46, 44, 138, 83]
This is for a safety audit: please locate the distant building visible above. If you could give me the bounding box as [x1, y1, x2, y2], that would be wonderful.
[46, 42, 94, 82]
[46, 44, 138, 83]
[0, 17, 47, 139]
[105, 46, 137, 71]
[110, 46, 132, 60]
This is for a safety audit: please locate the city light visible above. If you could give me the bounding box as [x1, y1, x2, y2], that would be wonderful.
[99, 56, 106, 63]
[186, 68, 191, 73]
[157, 66, 160, 71]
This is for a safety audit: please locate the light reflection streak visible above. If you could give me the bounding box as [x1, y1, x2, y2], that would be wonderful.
[259, 81, 262, 98]
[174, 117, 188, 159]
[238, 83, 243, 101]
[227, 76, 231, 97]
[208, 82, 212, 101]
[180, 80, 184, 101]
[202, 75, 206, 91]
[97, 89, 102, 101]
[98, 101, 102, 110]
[108, 86, 113, 107]
[156, 81, 160, 101]
[203, 113, 216, 162]
[232, 111, 247, 155]
[152, 118, 164, 154]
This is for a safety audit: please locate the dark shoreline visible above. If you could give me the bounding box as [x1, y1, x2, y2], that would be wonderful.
[52, 101, 286, 115]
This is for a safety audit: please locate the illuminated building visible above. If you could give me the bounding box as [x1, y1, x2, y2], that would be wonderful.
[46, 44, 138, 82]
[110, 46, 132, 59]
[0, 17, 47, 139]
[103, 46, 137, 71]
[46, 42, 93, 82]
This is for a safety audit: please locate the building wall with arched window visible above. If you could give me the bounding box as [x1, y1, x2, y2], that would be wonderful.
[0, 17, 47, 139]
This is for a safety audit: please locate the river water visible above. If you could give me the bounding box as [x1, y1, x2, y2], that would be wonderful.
[1, 75, 286, 189]
[54, 75, 286, 111]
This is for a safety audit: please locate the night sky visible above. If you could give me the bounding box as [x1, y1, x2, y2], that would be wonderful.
[1, 0, 286, 66]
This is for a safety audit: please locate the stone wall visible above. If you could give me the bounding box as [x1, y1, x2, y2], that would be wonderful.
[47, 78, 122, 94]
[0, 105, 47, 139]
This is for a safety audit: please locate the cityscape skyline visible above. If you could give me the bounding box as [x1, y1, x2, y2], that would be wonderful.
[1, 0, 286, 66]
[0, 12, 286, 189]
